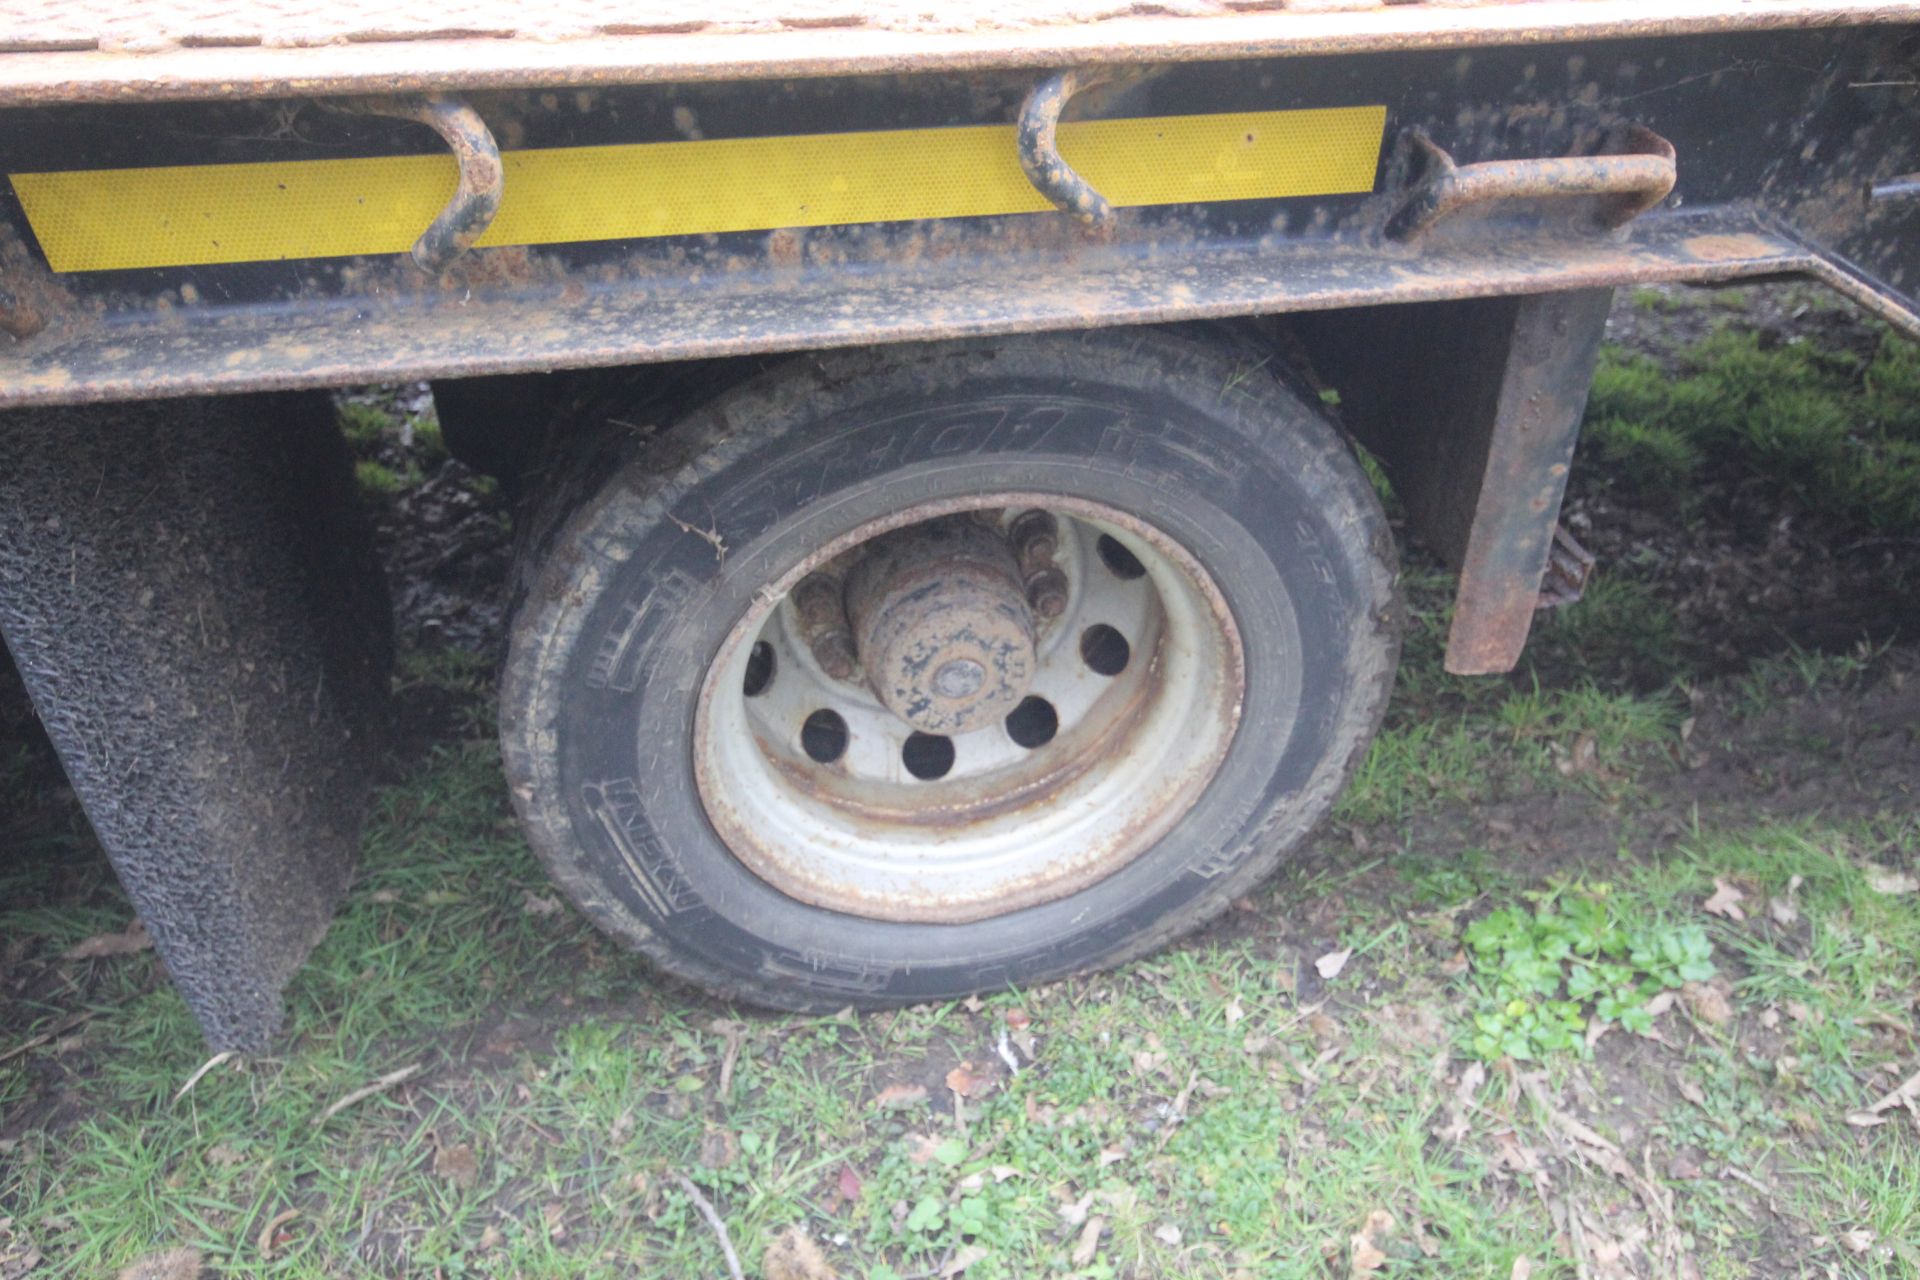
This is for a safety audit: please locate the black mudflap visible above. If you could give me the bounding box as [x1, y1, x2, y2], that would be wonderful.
[0, 393, 391, 1051]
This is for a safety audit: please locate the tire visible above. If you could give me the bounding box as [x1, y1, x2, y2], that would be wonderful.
[501, 327, 1398, 1009]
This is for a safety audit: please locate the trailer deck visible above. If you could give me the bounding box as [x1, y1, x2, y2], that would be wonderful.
[3, 0, 1917, 105]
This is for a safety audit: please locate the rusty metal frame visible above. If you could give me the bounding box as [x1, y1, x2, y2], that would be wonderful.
[0, 213, 1847, 411]
[1, 17, 1914, 674]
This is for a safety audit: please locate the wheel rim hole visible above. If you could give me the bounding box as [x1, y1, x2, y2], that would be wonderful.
[800, 709, 849, 764]
[1004, 696, 1059, 749]
[902, 732, 956, 781]
[1096, 534, 1148, 581]
[743, 641, 775, 697]
[1080, 624, 1131, 677]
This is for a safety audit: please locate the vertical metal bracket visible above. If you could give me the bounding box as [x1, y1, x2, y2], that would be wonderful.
[346, 95, 503, 273]
[1017, 70, 1117, 231]
[1293, 289, 1615, 674]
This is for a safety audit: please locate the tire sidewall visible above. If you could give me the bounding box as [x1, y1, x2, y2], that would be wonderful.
[502, 331, 1397, 1006]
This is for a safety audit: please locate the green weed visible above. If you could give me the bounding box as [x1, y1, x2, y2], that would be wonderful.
[336, 400, 392, 449]
[353, 458, 411, 497]
[1460, 890, 1714, 1060]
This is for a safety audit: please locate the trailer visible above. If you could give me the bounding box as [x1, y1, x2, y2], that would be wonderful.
[1, 0, 1915, 1050]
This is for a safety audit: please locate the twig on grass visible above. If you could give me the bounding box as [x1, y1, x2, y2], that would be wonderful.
[173, 1050, 236, 1103]
[315, 1062, 425, 1125]
[673, 1172, 745, 1280]
[0, 1009, 98, 1065]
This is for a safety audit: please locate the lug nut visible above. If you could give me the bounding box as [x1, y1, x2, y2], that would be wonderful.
[1008, 510, 1059, 567]
[1009, 511, 1068, 619]
[1025, 565, 1069, 619]
[792, 573, 859, 680]
[810, 632, 859, 681]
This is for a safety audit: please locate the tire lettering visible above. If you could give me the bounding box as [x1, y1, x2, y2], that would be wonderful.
[586, 569, 699, 692]
[758, 949, 892, 994]
[582, 778, 701, 919]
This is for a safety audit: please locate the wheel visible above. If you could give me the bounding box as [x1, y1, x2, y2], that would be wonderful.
[501, 327, 1398, 1009]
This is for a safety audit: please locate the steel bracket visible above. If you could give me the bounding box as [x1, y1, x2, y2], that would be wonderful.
[1294, 288, 1615, 674]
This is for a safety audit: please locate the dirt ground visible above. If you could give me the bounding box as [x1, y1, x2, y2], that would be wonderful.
[2, 285, 1917, 1279]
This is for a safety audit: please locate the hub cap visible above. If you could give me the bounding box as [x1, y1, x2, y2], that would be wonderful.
[692, 495, 1245, 924]
[845, 517, 1037, 736]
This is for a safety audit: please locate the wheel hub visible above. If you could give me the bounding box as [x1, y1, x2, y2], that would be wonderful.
[844, 517, 1037, 736]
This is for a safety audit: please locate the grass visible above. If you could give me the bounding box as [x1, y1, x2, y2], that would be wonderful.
[4, 313, 1919, 1279]
[1583, 326, 1920, 530]
[7, 631, 1910, 1277]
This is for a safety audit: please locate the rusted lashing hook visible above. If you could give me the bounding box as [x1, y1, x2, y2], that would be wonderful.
[1017, 70, 1120, 232]
[1386, 126, 1677, 242]
[343, 95, 503, 273]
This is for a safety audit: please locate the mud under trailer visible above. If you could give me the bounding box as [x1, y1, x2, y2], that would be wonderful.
[1, 0, 1915, 1049]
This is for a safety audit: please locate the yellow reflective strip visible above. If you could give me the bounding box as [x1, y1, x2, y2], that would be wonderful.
[10, 106, 1385, 273]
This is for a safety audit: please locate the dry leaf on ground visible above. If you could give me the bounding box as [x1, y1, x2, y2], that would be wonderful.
[115, 1248, 202, 1280]
[1315, 947, 1353, 980]
[65, 919, 151, 960]
[1071, 1216, 1106, 1268]
[762, 1225, 838, 1280]
[872, 1083, 928, 1110]
[1864, 865, 1919, 895]
[940, 1244, 989, 1276]
[1348, 1209, 1396, 1277]
[1701, 878, 1746, 921]
[1845, 1067, 1920, 1127]
[433, 1142, 479, 1188]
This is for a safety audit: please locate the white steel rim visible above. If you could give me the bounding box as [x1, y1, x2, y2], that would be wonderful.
[691, 494, 1248, 924]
